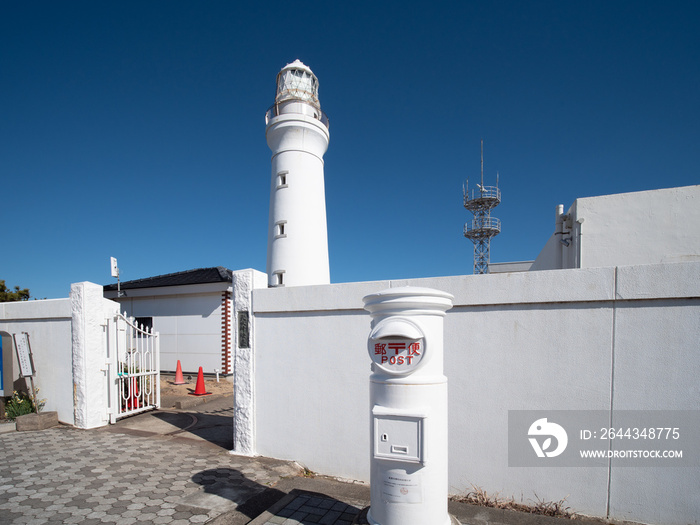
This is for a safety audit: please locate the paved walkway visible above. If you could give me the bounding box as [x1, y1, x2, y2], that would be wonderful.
[0, 396, 301, 525]
[1, 396, 627, 525]
[0, 427, 299, 524]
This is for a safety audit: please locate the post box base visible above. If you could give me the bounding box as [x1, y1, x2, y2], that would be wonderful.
[352, 507, 461, 525]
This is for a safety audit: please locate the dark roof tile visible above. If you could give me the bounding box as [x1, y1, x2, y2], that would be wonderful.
[104, 267, 232, 291]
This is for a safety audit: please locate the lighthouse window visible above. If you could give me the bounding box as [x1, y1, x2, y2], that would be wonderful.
[273, 271, 285, 287]
[275, 221, 287, 238]
[276, 171, 288, 189]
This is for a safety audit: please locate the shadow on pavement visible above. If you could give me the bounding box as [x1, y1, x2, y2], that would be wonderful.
[151, 408, 234, 449]
[192, 468, 365, 525]
[243, 488, 363, 525]
[191, 468, 287, 522]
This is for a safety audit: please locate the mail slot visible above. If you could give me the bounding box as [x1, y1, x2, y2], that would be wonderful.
[373, 407, 425, 464]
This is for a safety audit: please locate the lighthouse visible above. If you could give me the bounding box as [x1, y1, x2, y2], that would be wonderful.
[265, 60, 331, 287]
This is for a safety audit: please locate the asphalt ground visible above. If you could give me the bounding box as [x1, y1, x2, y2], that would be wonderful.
[0, 394, 635, 525]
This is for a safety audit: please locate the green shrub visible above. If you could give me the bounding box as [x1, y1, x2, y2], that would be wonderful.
[4, 390, 44, 420]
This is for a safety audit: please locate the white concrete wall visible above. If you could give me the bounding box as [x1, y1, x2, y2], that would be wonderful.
[249, 262, 700, 524]
[529, 226, 563, 271]
[532, 185, 700, 271]
[0, 283, 120, 428]
[605, 263, 700, 524]
[114, 285, 229, 374]
[0, 298, 73, 424]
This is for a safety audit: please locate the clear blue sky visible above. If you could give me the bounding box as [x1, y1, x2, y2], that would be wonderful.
[2, 1, 698, 299]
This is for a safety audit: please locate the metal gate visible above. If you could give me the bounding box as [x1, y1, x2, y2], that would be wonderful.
[107, 312, 160, 423]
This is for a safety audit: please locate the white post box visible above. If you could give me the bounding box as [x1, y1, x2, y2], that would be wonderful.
[363, 287, 457, 525]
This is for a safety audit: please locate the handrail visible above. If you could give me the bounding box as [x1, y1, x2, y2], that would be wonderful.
[116, 312, 157, 337]
[463, 186, 501, 206]
[265, 102, 329, 129]
[464, 217, 501, 237]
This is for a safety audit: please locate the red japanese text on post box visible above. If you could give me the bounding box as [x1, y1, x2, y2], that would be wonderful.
[372, 338, 424, 372]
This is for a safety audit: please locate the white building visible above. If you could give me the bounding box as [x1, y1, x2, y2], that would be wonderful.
[103, 267, 238, 375]
[531, 185, 700, 270]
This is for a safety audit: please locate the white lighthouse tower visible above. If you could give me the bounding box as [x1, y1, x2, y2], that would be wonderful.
[265, 60, 331, 287]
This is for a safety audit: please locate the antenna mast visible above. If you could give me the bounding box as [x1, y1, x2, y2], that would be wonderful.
[463, 141, 501, 274]
[480, 140, 484, 190]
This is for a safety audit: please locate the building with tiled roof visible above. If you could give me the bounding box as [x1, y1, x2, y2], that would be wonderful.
[104, 267, 241, 376]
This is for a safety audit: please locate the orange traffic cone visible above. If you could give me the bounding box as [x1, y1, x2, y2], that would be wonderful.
[188, 367, 212, 396]
[173, 360, 186, 385]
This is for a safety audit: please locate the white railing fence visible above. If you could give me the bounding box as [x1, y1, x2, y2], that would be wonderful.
[107, 312, 160, 423]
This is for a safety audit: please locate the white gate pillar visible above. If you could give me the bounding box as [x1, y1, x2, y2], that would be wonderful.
[71, 281, 119, 429]
[363, 287, 457, 525]
[231, 269, 267, 456]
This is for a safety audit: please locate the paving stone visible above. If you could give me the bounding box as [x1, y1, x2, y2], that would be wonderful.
[66, 506, 93, 516]
[330, 501, 347, 512]
[34, 500, 58, 510]
[289, 510, 308, 521]
[319, 511, 343, 524]
[64, 515, 89, 524]
[300, 504, 326, 516]
[47, 513, 72, 523]
[113, 518, 137, 525]
[278, 507, 296, 518]
[134, 512, 158, 521]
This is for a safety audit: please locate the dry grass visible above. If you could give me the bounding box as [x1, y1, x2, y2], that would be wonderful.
[455, 485, 578, 519]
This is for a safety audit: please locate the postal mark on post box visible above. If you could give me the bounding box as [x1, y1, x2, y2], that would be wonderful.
[374, 340, 422, 367]
[368, 318, 426, 375]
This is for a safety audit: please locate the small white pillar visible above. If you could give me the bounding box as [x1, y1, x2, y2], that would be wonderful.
[363, 287, 456, 525]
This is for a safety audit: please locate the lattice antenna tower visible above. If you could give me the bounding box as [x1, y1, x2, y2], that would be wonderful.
[463, 140, 501, 274]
